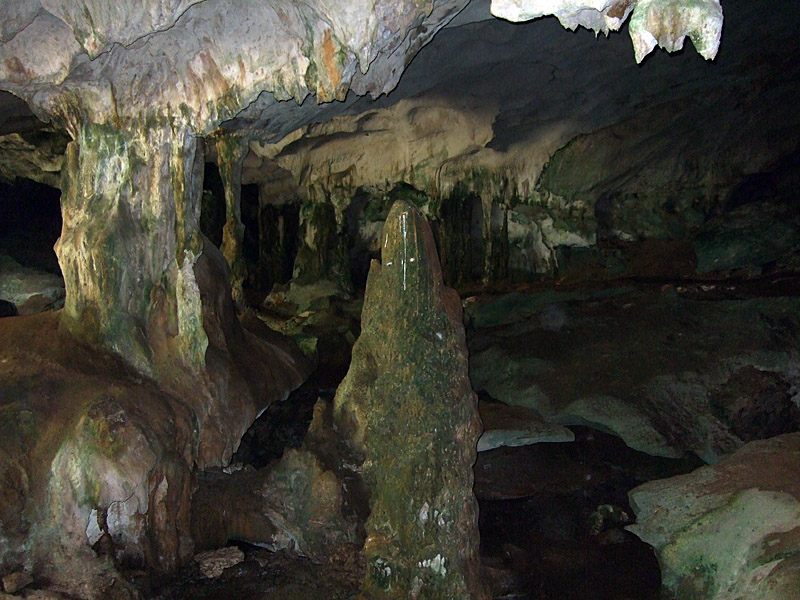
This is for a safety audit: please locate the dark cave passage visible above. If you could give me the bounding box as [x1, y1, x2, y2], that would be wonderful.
[0, 177, 61, 274]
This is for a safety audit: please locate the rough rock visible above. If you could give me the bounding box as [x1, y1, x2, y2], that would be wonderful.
[192, 449, 356, 562]
[1, 571, 31, 594]
[492, 0, 722, 62]
[0, 130, 67, 188]
[240, 0, 797, 291]
[478, 399, 574, 452]
[693, 201, 800, 275]
[0, 255, 64, 315]
[628, 433, 800, 599]
[0, 0, 721, 140]
[468, 286, 800, 462]
[491, 0, 723, 62]
[0, 309, 310, 599]
[0, 1, 471, 135]
[333, 200, 486, 599]
[194, 546, 245, 579]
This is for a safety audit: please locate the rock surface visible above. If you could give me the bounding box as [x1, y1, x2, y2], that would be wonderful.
[194, 546, 245, 579]
[192, 449, 355, 563]
[478, 399, 574, 452]
[0, 309, 310, 599]
[1, 571, 32, 594]
[241, 0, 797, 292]
[628, 433, 800, 599]
[491, 0, 723, 62]
[0, 254, 64, 314]
[0, 0, 721, 140]
[467, 285, 800, 462]
[333, 200, 486, 599]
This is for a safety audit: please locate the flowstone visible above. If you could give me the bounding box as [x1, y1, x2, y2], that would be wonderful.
[334, 200, 486, 599]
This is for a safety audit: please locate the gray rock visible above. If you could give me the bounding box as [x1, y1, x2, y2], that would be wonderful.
[468, 288, 800, 461]
[478, 400, 573, 452]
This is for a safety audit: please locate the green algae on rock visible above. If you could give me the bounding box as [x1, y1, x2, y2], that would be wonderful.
[334, 200, 486, 599]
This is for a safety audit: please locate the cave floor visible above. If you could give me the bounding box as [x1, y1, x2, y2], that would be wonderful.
[146, 543, 364, 600]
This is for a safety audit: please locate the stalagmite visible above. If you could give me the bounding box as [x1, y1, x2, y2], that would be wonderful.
[334, 200, 486, 599]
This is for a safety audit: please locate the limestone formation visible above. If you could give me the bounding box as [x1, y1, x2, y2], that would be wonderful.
[334, 200, 485, 599]
[491, 0, 723, 62]
[628, 434, 800, 600]
[0, 306, 310, 599]
[215, 134, 248, 312]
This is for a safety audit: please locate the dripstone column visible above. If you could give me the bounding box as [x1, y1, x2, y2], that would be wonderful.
[56, 121, 207, 377]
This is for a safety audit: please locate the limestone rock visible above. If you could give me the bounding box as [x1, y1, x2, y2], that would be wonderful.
[478, 400, 574, 452]
[1, 571, 31, 594]
[490, 0, 722, 62]
[0, 1, 470, 134]
[334, 200, 486, 598]
[0, 255, 64, 315]
[0, 307, 310, 599]
[0, 130, 67, 188]
[194, 546, 245, 579]
[192, 449, 356, 563]
[628, 433, 800, 599]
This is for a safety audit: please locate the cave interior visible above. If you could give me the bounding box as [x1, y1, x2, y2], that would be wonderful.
[1, 0, 800, 599]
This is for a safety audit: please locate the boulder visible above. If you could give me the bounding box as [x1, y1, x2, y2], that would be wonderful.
[628, 433, 800, 600]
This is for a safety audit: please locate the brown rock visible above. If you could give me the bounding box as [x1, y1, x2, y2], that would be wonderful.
[194, 546, 244, 579]
[1, 572, 31, 594]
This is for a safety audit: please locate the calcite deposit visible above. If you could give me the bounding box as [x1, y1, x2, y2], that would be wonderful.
[334, 200, 485, 599]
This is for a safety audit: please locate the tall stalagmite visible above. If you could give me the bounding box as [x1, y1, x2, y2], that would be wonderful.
[334, 200, 485, 599]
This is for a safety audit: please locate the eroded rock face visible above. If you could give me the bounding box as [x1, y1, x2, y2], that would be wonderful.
[334, 200, 485, 599]
[628, 433, 800, 599]
[56, 122, 207, 377]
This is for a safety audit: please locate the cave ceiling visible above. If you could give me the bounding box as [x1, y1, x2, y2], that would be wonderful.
[0, 0, 724, 137]
[0, 0, 798, 196]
